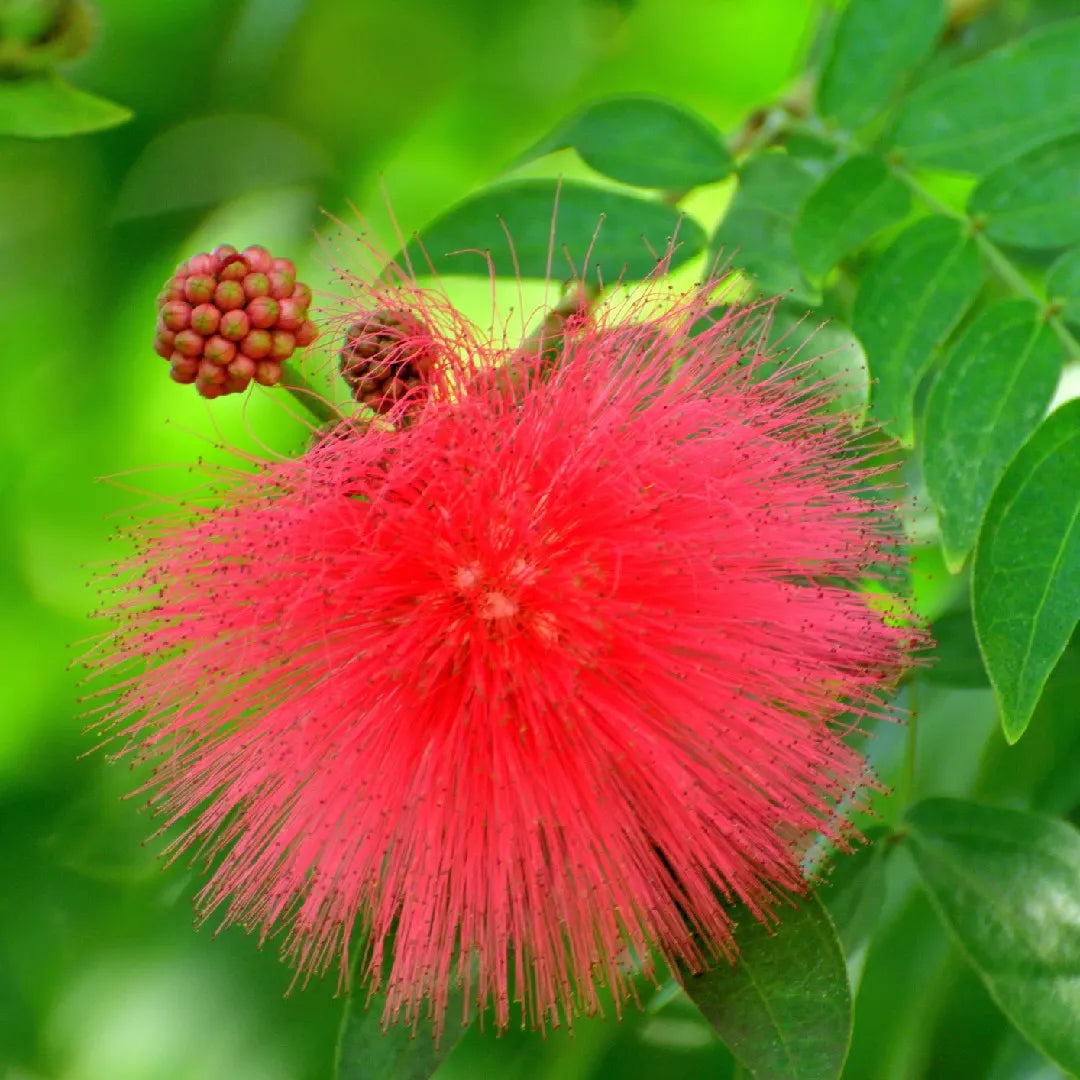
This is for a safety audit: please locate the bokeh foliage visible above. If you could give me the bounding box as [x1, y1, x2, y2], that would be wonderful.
[3, 0, 1080, 1078]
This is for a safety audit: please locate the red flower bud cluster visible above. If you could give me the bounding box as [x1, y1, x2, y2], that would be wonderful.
[339, 310, 439, 414]
[153, 244, 319, 399]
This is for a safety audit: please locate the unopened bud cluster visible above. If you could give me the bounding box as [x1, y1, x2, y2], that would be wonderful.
[339, 311, 437, 414]
[154, 245, 319, 399]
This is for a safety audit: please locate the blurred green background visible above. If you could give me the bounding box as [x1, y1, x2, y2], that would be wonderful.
[0, 1, 815, 1077]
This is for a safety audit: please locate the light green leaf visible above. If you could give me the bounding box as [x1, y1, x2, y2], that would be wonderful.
[922, 300, 1062, 570]
[711, 151, 820, 304]
[793, 154, 911, 280]
[764, 303, 870, 417]
[406, 179, 705, 282]
[926, 610, 988, 688]
[682, 895, 851, 1080]
[852, 215, 983, 443]
[0, 73, 130, 138]
[817, 0, 945, 129]
[518, 94, 733, 191]
[336, 984, 468, 1080]
[906, 798, 1080, 1076]
[1048, 247, 1080, 331]
[114, 113, 329, 220]
[973, 400, 1080, 742]
[890, 18, 1080, 173]
[969, 135, 1080, 250]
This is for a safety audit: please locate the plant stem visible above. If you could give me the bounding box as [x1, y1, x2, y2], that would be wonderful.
[280, 361, 343, 425]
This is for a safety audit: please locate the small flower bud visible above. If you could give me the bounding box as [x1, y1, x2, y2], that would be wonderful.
[154, 330, 176, 359]
[240, 330, 273, 359]
[214, 280, 245, 312]
[270, 330, 296, 360]
[189, 304, 220, 336]
[243, 273, 270, 300]
[271, 257, 296, 277]
[184, 275, 216, 305]
[242, 246, 273, 275]
[198, 359, 227, 384]
[204, 336, 237, 366]
[295, 320, 319, 347]
[246, 296, 279, 329]
[187, 253, 218, 277]
[173, 329, 204, 358]
[160, 300, 192, 331]
[219, 259, 250, 282]
[291, 282, 313, 308]
[275, 297, 304, 332]
[160, 278, 186, 303]
[169, 355, 199, 383]
[267, 271, 295, 300]
[254, 360, 282, 386]
[212, 243, 238, 263]
[228, 355, 257, 381]
[219, 309, 250, 342]
[195, 377, 225, 399]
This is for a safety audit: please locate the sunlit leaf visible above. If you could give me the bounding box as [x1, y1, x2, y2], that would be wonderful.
[793, 154, 911, 280]
[682, 895, 851, 1080]
[973, 400, 1080, 742]
[890, 18, 1080, 173]
[0, 74, 131, 138]
[711, 151, 820, 304]
[852, 215, 983, 443]
[969, 135, 1080, 250]
[518, 95, 733, 190]
[817, 0, 945, 129]
[922, 300, 1062, 571]
[906, 798, 1080, 1076]
[114, 113, 330, 220]
[406, 179, 705, 282]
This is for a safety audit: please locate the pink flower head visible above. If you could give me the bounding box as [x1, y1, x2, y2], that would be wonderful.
[91, 269, 919, 1036]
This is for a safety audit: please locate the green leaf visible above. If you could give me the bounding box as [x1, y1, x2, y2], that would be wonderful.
[336, 984, 469, 1080]
[682, 894, 851, 1080]
[114, 114, 329, 220]
[406, 179, 705, 282]
[712, 152, 820, 304]
[906, 797, 1080, 1076]
[973, 400, 1080, 742]
[1048, 247, 1080, 331]
[817, 0, 945, 129]
[792, 154, 912, 280]
[518, 94, 733, 191]
[969, 135, 1080, 250]
[890, 18, 1080, 173]
[926, 610, 988, 688]
[764, 303, 870, 417]
[852, 215, 983, 444]
[0, 74, 131, 138]
[922, 300, 1063, 570]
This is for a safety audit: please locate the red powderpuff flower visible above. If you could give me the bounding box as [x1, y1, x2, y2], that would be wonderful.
[90, 272, 920, 1036]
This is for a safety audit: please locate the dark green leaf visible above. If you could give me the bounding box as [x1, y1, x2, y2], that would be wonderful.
[820, 833, 890, 991]
[1048, 247, 1080, 330]
[518, 95, 733, 191]
[906, 798, 1080, 1075]
[922, 300, 1063, 570]
[973, 400, 1080, 742]
[0, 74, 131, 138]
[114, 114, 329, 220]
[764, 303, 870, 417]
[792, 154, 911, 280]
[926, 610, 988, 687]
[712, 152, 820, 303]
[336, 984, 469, 1080]
[969, 135, 1080, 250]
[890, 18, 1080, 173]
[406, 179, 705, 282]
[817, 0, 945, 129]
[682, 894, 851, 1080]
[852, 215, 983, 443]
